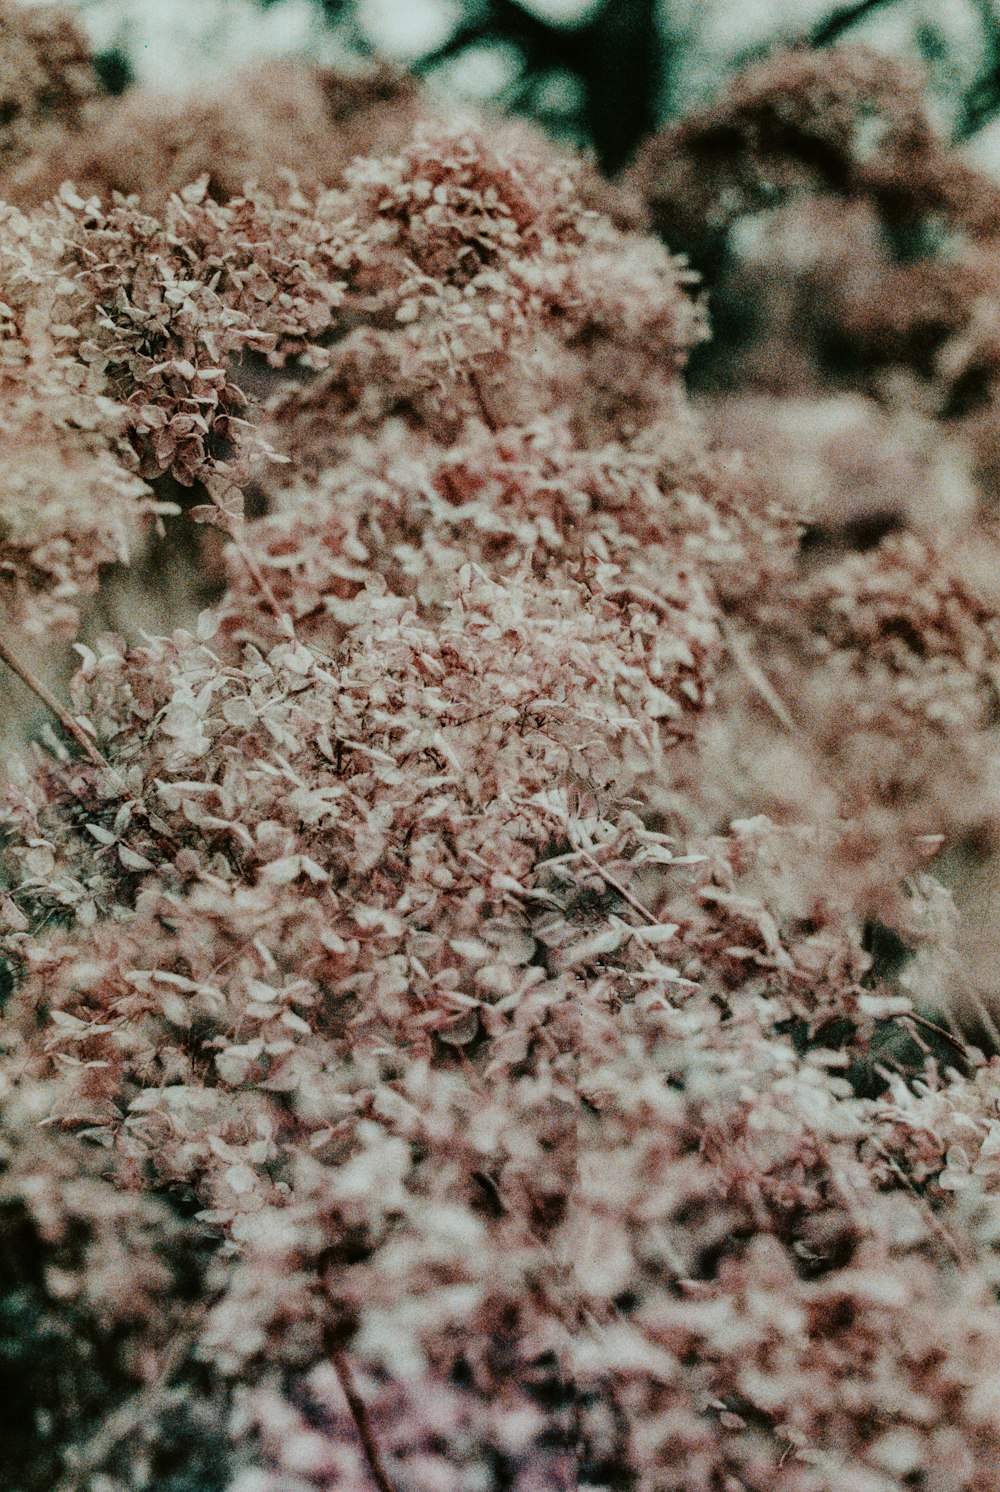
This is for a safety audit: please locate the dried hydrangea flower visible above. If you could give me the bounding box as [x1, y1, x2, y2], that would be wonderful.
[4, 60, 421, 212]
[0, 116, 707, 637]
[5, 66, 1000, 1492]
[629, 43, 1000, 268]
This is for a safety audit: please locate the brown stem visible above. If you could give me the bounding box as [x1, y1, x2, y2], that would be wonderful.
[469, 369, 499, 433]
[718, 616, 798, 734]
[232, 538, 292, 633]
[331, 1347, 398, 1492]
[516, 796, 661, 926]
[899, 1010, 974, 1064]
[576, 845, 659, 927]
[0, 633, 109, 769]
[232, 537, 349, 671]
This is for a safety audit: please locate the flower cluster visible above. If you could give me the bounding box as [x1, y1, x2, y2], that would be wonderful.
[5, 58, 420, 212]
[0, 90, 703, 635]
[632, 39, 1000, 929]
[630, 44, 994, 259]
[6, 21, 1000, 1492]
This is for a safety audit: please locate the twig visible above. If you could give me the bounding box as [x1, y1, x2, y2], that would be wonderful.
[523, 798, 660, 926]
[469, 369, 499, 432]
[230, 534, 348, 671]
[718, 616, 798, 734]
[575, 845, 660, 927]
[0, 629, 169, 869]
[898, 1010, 975, 1064]
[331, 1347, 398, 1492]
[232, 537, 293, 635]
[870, 1139, 971, 1269]
[0, 633, 109, 769]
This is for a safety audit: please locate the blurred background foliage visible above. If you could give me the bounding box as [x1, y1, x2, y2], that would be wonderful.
[38, 0, 1000, 173]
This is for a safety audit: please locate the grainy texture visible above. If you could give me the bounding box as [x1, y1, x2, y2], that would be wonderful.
[5, 12, 1000, 1491]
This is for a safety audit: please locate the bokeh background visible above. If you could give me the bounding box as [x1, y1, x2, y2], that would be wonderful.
[29, 0, 1000, 172]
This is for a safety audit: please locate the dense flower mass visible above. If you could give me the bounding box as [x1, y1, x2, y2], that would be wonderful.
[3, 60, 421, 212]
[6, 6, 1000, 1490]
[0, 93, 704, 634]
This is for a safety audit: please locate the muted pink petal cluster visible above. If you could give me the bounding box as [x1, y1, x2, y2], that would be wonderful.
[7, 27, 1000, 1492]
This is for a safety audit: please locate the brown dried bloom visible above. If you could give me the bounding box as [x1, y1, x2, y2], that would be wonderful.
[0, 181, 339, 630]
[630, 43, 1000, 268]
[0, 116, 706, 637]
[5, 93, 1000, 1492]
[0, 200, 161, 634]
[6, 554, 999, 1488]
[260, 123, 706, 458]
[3, 61, 421, 213]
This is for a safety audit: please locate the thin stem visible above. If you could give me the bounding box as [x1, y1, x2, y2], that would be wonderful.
[232, 537, 292, 634]
[899, 1010, 975, 1064]
[231, 536, 344, 671]
[718, 616, 798, 734]
[331, 1347, 398, 1492]
[469, 369, 499, 433]
[870, 1140, 971, 1269]
[575, 845, 659, 927]
[0, 633, 108, 769]
[521, 797, 661, 927]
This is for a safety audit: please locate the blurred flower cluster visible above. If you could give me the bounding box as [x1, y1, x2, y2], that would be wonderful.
[8, 4, 1000, 1490]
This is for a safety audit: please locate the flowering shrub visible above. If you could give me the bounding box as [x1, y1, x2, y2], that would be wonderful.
[0, 89, 700, 634]
[4, 59, 421, 212]
[632, 41, 1000, 886]
[7, 9, 1000, 1490]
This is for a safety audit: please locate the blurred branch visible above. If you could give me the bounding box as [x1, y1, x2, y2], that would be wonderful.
[414, 0, 658, 170]
[809, 0, 903, 47]
[582, 0, 660, 171]
[331, 1347, 398, 1492]
[413, 0, 591, 84]
[954, 0, 1000, 140]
